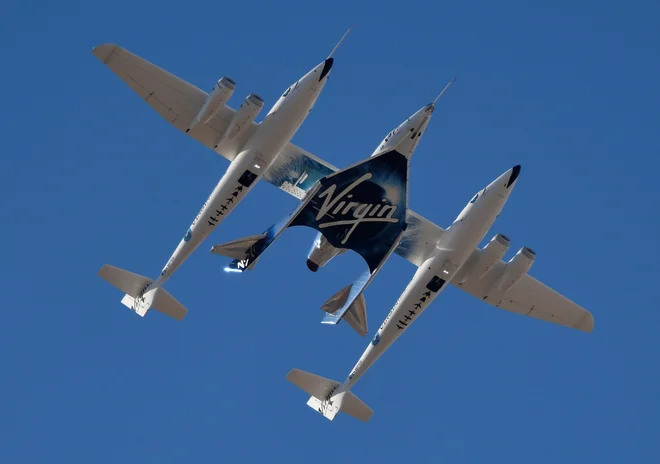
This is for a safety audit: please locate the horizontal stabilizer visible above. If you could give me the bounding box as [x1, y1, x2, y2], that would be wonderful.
[287, 368, 340, 400]
[286, 369, 373, 422]
[210, 234, 266, 260]
[343, 390, 373, 423]
[150, 286, 187, 320]
[98, 264, 150, 298]
[98, 264, 187, 320]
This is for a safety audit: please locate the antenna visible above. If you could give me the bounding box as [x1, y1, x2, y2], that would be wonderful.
[433, 76, 456, 104]
[328, 27, 352, 59]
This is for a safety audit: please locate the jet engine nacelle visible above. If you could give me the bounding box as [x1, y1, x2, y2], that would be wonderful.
[496, 246, 536, 293]
[461, 233, 511, 284]
[219, 93, 264, 143]
[187, 76, 236, 131]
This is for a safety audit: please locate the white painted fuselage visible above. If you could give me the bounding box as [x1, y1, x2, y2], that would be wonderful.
[148, 58, 335, 292]
[330, 165, 522, 401]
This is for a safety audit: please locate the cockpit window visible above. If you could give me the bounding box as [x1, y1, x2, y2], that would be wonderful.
[470, 187, 488, 204]
[282, 80, 301, 99]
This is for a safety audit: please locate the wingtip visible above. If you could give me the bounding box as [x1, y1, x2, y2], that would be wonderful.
[576, 311, 595, 333]
[92, 43, 115, 52]
[91, 43, 119, 62]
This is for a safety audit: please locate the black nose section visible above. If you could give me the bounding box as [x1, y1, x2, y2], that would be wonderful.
[306, 259, 319, 272]
[506, 165, 521, 188]
[319, 57, 333, 81]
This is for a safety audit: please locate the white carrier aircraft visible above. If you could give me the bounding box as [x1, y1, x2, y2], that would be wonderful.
[287, 165, 595, 423]
[93, 31, 349, 320]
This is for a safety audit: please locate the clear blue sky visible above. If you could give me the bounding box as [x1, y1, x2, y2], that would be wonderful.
[2, 0, 659, 462]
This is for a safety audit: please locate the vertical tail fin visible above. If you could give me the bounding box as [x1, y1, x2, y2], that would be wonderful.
[98, 264, 187, 320]
[286, 369, 373, 422]
[321, 284, 368, 336]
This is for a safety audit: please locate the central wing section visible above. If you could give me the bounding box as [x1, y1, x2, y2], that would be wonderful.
[288, 149, 408, 273]
[266, 144, 445, 268]
[211, 150, 411, 336]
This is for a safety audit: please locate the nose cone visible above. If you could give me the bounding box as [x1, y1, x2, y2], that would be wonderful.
[319, 57, 333, 81]
[306, 259, 319, 272]
[408, 104, 434, 135]
[488, 165, 522, 192]
[506, 165, 521, 188]
[408, 104, 434, 122]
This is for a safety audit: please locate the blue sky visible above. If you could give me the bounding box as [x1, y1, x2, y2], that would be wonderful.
[1, 0, 659, 461]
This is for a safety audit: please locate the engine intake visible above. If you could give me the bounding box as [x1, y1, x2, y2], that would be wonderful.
[458, 233, 510, 284]
[187, 76, 236, 132]
[218, 93, 264, 144]
[496, 246, 536, 293]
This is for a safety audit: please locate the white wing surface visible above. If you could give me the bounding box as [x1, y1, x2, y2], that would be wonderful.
[91, 44, 447, 267]
[452, 249, 594, 332]
[92, 43, 255, 160]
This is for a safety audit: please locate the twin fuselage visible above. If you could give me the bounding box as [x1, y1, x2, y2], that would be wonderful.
[295, 96, 522, 406]
[146, 58, 335, 293]
[337, 165, 521, 399]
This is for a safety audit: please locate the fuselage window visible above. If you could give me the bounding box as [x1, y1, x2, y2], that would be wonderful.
[470, 193, 479, 203]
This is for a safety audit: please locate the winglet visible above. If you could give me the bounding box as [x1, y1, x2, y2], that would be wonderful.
[433, 76, 456, 104]
[327, 27, 352, 59]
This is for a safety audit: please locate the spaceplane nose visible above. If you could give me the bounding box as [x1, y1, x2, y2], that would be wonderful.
[506, 165, 521, 188]
[489, 165, 522, 191]
[319, 57, 333, 81]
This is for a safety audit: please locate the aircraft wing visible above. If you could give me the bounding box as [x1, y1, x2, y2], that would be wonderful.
[454, 249, 594, 332]
[92, 43, 256, 161]
[262, 142, 337, 198]
[91, 43, 447, 267]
